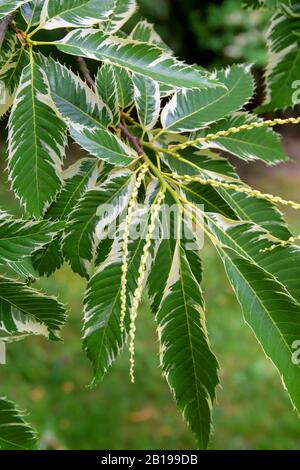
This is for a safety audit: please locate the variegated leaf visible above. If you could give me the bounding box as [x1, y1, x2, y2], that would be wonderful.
[56, 29, 220, 89]
[155, 242, 219, 449]
[208, 214, 300, 413]
[63, 169, 135, 278]
[0, 0, 28, 19]
[43, 55, 112, 129]
[21, 0, 44, 27]
[83, 182, 160, 382]
[96, 64, 120, 125]
[161, 64, 254, 133]
[0, 33, 28, 94]
[0, 211, 61, 265]
[39, 0, 116, 30]
[0, 276, 66, 340]
[132, 73, 160, 131]
[32, 158, 98, 277]
[102, 0, 137, 34]
[0, 398, 37, 450]
[69, 126, 137, 166]
[8, 58, 67, 218]
[194, 112, 288, 164]
[113, 65, 134, 109]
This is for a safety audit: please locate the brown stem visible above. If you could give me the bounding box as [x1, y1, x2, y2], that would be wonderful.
[118, 122, 144, 156]
[0, 13, 13, 49]
[75, 56, 96, 89]
[75, 55, 144, 156]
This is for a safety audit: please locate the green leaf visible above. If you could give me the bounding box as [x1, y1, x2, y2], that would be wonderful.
[96, 64, 120, 126]
[56, 29, 220, 89]
[161, 64, 254, 133]
[0, 0, 28, 19]
[102, 0, 137, 34]
[208, 215, 300, 412]
[31, 237, 63, 278]
[39, 0, 116, 30]
[0, 397, 37, 450]
[69, 126, 137, 166]
[132, 73, 160, 131]
[63, 169, 135, 278]
[257, 11, 300, 112]
[83, 183, 159, 382]
[8, 58, 67, 218]
[155, 242, 219, 449]
[44, 56, 112, 129]
[195, 112, 288, 164]
[0, 276, 66, 339]
[7, 258, 38, 279]
[0, 211, 60, 265]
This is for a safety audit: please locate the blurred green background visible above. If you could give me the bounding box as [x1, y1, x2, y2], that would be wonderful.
[1, 0, 300, 451]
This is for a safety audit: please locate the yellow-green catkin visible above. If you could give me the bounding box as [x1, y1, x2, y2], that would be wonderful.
[171, 116, 300, 151]
[173, 173, 300, 211]
[129, 189, 166, 383]
[120, 165, 148, 333]
[260, 235, 300, 253]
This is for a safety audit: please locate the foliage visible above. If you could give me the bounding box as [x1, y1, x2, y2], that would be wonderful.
[0, 0, 300, 450]
[249, 0, 300, 111]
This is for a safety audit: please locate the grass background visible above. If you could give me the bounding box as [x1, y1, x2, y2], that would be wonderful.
[0, 145, 300, 449]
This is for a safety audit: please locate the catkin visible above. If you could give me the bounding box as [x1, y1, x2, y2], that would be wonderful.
[171, 116, 300, 151]
[172, 173, 300, 211]
[129, 189, 166, 383]
[260, 235, 300, 253]
[120, 165, 148, 333]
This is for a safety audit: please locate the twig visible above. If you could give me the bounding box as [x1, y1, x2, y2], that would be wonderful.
[75, 55, 144, 156]
[0, 13, 13, 49]
[75, 56, 96, 89]
[118, 122, 144, 156]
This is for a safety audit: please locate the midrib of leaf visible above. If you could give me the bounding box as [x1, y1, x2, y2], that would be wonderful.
[177, 243, 205, 448]
[0, 435, 31, 451]
[51, 91, 104, 129]
[39, 0, 94, 30]
[0, 291, 37, 319]
[29, 51, 40, 214]
[166, 72, 246, 130]
[211, 134, 281, 152]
